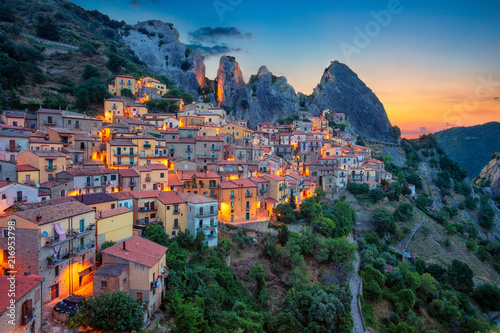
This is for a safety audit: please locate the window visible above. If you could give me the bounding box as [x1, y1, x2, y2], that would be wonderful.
[55, 266, 59, 276]
[67, 120, 71, 125]
[231, 201, 234, 209]
[48, 174, 53, 180]
[246, 189, 251, 197]
[174, 219, 179, 228]
[111, 204, 116, 209]
[167, 205, 170, 210]
[173, 205, 179, 213]
[79, 219, 85, 232]
[246, 201, 250, 209]
[21, 299, 33, 325]
[137, 292, 143, 303]
[230, 190, 234, 198]
[111, 175, 117, 181]
[101, 281, 107, 288]
[160, 173, 164, 178]
[3, 249, 7, 261]
[48, 116, 53, 124]
[171, 231, 176, 236]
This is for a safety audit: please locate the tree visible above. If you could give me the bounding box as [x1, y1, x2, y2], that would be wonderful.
[82, 64, 100, 80]
[181, 60, 191, 71]
[287, 188, 297, 209]
[356, 136, 366, 146]
[143, 224, 168, 247]
[68, 291, 143, 331]
[371, 209, 395, 237]
[395, 289, 416, 313]
[36, 16, 60, 41]
[313, 186, 326, 201]
[273, 203, 296, 224]
[448, 259, 474, 294]
[312, 214, 336, 238]
[471, 283, 500, 312]
[106, 52, 126, 73]
[299, 197, 323, 222]
[368, 189, 384, 203]
[120, 88, 135, 98]
[479, 201, 495, 229]
[277, 225, 290, 245]
[249, 261, 269, 310]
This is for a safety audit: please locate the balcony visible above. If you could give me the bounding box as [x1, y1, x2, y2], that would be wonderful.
[45, 165, 57, 171]
[186, 148, 192, 152]
[172, 210, 180, 215]
[245, 193, 252, 198]
[139, 206, 156, 212]
[115, 152, 135, 156]
[61, 140, 73, 145]
[196, 210, 217, 217]
[47, 242, 95, 268]
[206, 233, 218, 239]
[6, 145, 21, 152]
[197, 223, 218, 230]
[230, 195, 235, 199]
[209, 193, 217, 199]
[75, 124, 81, 129]
[169, 148, 175, 152]
[197, 153, 218, 159]
[135, 219, 159, 225]
[145, 177, 151, 183]
[143, 143, 152, 149]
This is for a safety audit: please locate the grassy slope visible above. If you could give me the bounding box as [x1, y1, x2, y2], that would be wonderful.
[1, 0, 149, 108]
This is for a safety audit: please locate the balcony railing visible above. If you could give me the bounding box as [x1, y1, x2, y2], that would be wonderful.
[197, 153, 218, 159]
[209, 193, 217, 199]
[206, 233, 218, 239]
[145, 177, 151, 182]
[196, 210, 217, 217]
[115, 152, 135, 156]
[45, 165, 57, 171]
[14, 196, 27, 203]
[61, 140, 72, 145]
[143, 144, 152, 149]
[197, 223, 218, 230]
[186, 148, 192, 152]
[211, 145, 221, 150]
[245, 193, 252, 198]
[135, 219, 159, 225]
[139, 206, 156, 212]
[6, 146, 21, 152]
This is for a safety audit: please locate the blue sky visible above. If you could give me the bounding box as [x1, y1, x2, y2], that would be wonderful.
[71, 0, 500, 137]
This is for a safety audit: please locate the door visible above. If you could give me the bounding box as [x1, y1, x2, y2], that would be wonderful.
[246, 212, 250, 220]
[25, 174, 30, 184]
[9, 140, 15, 151]
[116, 147, 122, 155]
[51, 283, 59, 300]
[16, 191, 22, 202]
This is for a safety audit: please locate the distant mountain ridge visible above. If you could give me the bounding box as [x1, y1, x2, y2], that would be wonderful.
[435, 122, 500, 177]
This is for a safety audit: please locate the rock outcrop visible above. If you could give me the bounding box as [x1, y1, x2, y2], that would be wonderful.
[307, 61, 396, 143]
[473, 153, 500, 196]
[120, 20, 205, 97]
[216, 57, 299, 127]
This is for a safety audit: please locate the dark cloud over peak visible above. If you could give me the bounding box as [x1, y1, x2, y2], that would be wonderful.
[188, 27, 252, 42]
[184, 43, 241, 57]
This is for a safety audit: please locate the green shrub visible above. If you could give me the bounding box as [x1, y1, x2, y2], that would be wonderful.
[465, 241, 476, 252]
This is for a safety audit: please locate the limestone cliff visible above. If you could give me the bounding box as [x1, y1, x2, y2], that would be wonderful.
[473, 153, 500, 196]
[216, 57, 299, 127]
[120, 20, 205, 97]
[307, 61, 396, 143]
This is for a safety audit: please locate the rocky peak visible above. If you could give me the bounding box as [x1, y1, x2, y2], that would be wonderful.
[308, 60, 396, 143]
[257, 65, 270, 77]
[216, 56, 246, 106]
[473, 153, 500, 196]
[120, 20, 205, 97]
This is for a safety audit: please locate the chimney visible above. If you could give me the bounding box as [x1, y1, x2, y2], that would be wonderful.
[24, 271, 30, 276]
[36, 214, 42, 222]
[123, 241, 126, 251]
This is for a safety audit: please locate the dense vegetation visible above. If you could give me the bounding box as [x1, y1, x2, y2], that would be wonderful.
[0, 0, 193, 114]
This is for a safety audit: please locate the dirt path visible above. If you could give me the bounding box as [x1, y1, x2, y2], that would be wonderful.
[349, 237, 365, 333]
[391, 216, 426, 254]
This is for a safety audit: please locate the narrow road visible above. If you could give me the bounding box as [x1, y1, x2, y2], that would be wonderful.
[349, 237, 365, 333]
[390, 216, 426, 254]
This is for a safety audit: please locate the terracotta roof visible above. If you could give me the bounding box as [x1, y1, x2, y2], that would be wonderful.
[262, 174, 284, 181]
[37, 108, 62, 114]
[29, 150, 66, 158]
[231, 179, 257, 188]
[109, 191, 134, 200]
[107, 140, 137, 146]
[156, 191, 186, 205]
[29, 139, 62, 144]
[195, 135, 223, 142]
[104, 236, 167, 267]
[177, 192, 218, 204]
[167, 173, 182, 186]
[74, 192, 117, 205]
[0, 275, 44, 314]
[74, 134, 100, 141]
[130, 190, 162, 199]
[47, 127, 74, 135]
[119, 169, 139, 177]
[94, 264, 129, 277]
[263, 197, 279, 204]
[17, 164, 39, 172]
[61, 169, 117, 177]
[96, 207, 132, 220]
[220, 181, 239, 189]
[250, 177, 268, 183]
[15, 201, 94, 225]
[115, 116, 153, 126]
[214, 160, 247, 165]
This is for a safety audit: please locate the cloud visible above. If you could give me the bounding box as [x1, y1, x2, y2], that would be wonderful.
[185, 43, 242, 57]
[188, 27, 252, 43]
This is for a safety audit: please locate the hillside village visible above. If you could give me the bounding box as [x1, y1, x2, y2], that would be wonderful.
[0, 72, 406, 331]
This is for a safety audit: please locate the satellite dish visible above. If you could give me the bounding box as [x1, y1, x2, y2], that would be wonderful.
[36, 183, 40, 188]
[70, 160, 74, 164]
[42, 231, 48, 237]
